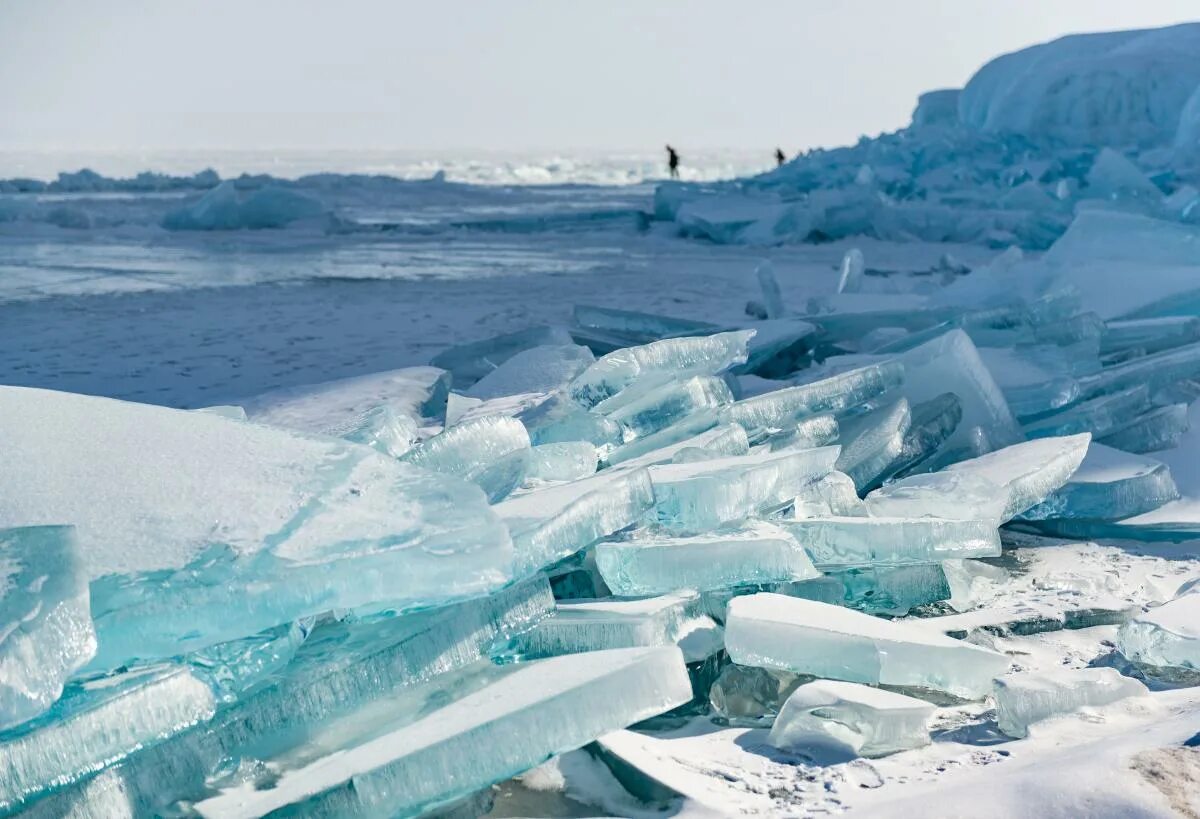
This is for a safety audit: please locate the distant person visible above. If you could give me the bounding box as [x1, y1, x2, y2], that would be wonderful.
[775, 147, 786, 167]
[666, 145, 680, 179]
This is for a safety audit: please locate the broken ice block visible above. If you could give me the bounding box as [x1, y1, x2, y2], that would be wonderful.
[780, 517, 1000, 569]
[525, 442, 598, 483]
[777, 563, 952, 616]
[735, 318, 817, 378]
[1077, 341, 1200, 401]
[0, 526, 95, 731]
[1098, 403, 1189, 453]
[756, 261, 786, 318]
[670, 423, 750, 464]
[889, 392, 963, 477]
[866, 434, 1090, 523]
[1022, 385, 1150, 440]
[649, 446, 840, 533]
[403, 414, 531, 501]
[604, 412, 721, 467]
[792, 471, 866, 517]
[195, 647, 692, 819]
[322, 404, 418, 459]
[571, 304, 718, 348]
[837, 248, 865, 294]
[187, 620, 310, 703]
[0, 665, 216, 812]
[768, 414, 839, 452]
[498, 468, 655, 572]
[594, 521, 820, 596]
[569, 331, 752, 408]
[432, 325, 575, 386]
[519, 394, 623, 451]
[725, 593, 1008, 698]
[835, 399, 911, 491]
[512, 591, 721, 662]
[1102, 317, 1200, 357]
[993, 669, 1147, 739]
[604, 375, 733, 439]
[1018, 444, 1179, 522]
[465, 344, 595, 400]
[1118, 588, 1200, 671]
[244, 365, 449, 428]
[768, 680, 935, 758]
[1085, 148, 1162, 204]
[0, 388, 515, 670]
[721, 361, 903, 432]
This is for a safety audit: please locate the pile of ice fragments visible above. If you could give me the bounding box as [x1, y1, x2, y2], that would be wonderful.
[4, 194, 1200, 815]
[657, 24, 1200, 250]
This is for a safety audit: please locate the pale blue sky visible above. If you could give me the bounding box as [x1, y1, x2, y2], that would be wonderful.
[2, 0, 1198, 151]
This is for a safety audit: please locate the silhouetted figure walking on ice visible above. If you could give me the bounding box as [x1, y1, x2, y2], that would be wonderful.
[775, 147, 786, 167]
[666, 145, 680, 179]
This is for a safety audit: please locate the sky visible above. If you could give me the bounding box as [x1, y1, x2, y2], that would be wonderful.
[2, 0, 1199, 153]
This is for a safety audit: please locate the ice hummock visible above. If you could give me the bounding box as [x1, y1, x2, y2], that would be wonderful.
[1117, 583, 1200, 671]
[194, 647, 691, 819]
[0, 387, 513, 668]
[768, 680, 935, 759]
[993, 668, 1147, 739]
[725, 593, 1009, 698]
[0, 526, 96, 731]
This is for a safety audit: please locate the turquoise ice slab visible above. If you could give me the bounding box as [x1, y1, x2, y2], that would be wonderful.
[13, 578, 554, 817]
[0, 526, 95, 731]
[604, 376, 733, 439]
[569, 331, 752, 408]
[1022, 385, 1149, 439]
[1017, 444, 1179, 522]
[498, 468, 655, 573]
[0, 665, 217, 812]
[993, 669, 1146, 739]
[402, 414, 532, 501]
[1102, 316, 1200, 356]
[605, 413, 746, 467]
[721, 362, 903, 432]
[594, 521, 820, 596]
[768, 414, 839, 453]
[834, 399, 911, 491]
[465, 344, 594, 401]
[1077, 340, 1200, 401]
[865, 434, 1090, 523]
[572, 304, 718, 346]
[431, 325, 575, 386]
[512, 591, 721, 662]
[525, 442, 598, 483]
[194, 647, 692, 819]
[888, 392, 963, 478]
[322, 404, 418, 459]
[0, 387, 513, 669]
[1118, 585, 1200, 670]
[768, 680, 935, 758]
[1098, 403, 1190, 454]
[780, 517, 1000, 569]
[648, 446, 840, 533]
[725, 593, 1008, 698]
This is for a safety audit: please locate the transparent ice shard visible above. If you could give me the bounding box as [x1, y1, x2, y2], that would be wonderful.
[498, 468, 655, 573]
[431, 325, 575, 386]
[187, 620, 310, 703]
[594, 521, 820, 596]
[721, 362, 903, 432]
[1077, 340, 1200, 401]
[889, 392, 963, 477]
[569, 331, 753, 408]
[572, 304, 718, 348]
[779, 517, 999, 569]
[605, 375, 733, 439]
[835, 399, 911, 491]
[768, 680, 935, 759]
[709, 663, 809, 726]
[768, 414, 839, 452]
[0, 387, 513, 669]
[779, 563, 953, 616]
[1098, 403, 1190, 453]
[993, 668, 1147, 739]
[756, 261, 786, 318]
[465, 344, 595, 400]
[403, 415, 531, 502]
[512, 591, 721, 662]
[244, 365, 449, 428]
[607, 415, 746, 468]
[525, 442, 598, 483]
[725, 593, 1008, 698]
[1085, 148, 1162, 204]
[649, 446, 840, 533]
[792, 471, 866, 517]
[837, 248, 865, 294]
[1118, 587, 1200, 671]
[891, 329, 1022, 451]
[0, 526, 95, 731]
[1102, 317, 1200, 357]
[0, 665, 216, 812]
[1022, 385, 1150, 440]
[195, 647, 692, 819]
[322, 404, 418, 459]
[1018, 444, 1179, 522]
[866, 434, 1090, 524]
[519, 394, 623, 451]
[670, 424, 750, 464]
